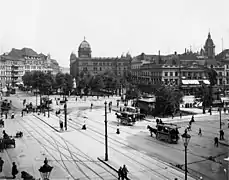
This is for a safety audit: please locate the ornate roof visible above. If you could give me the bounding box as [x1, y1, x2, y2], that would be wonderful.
[204, 32, 215, 47]
[78, 39, 91, 51]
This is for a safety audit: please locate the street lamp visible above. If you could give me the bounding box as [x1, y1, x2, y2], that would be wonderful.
[38, 160, 53, 180]
[104, 101, 108, 161]
[181, 131, 191, 180]
[48, 88, 50, 118]
[64, 99, 67, 130]
[219, 107, 222, 130]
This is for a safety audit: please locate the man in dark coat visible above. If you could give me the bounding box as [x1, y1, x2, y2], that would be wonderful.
[12, 162, 18, 179]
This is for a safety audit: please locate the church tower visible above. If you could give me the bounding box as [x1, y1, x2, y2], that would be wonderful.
[204, 32, 215, 59]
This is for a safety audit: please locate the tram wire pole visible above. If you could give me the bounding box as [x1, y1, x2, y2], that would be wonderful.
[219, 107, 222, 130]
[104, 101, 108, 161]
[64, 86, 67, 130]
[48, 88, 50, 118]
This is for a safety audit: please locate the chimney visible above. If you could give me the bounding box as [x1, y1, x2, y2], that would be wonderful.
[174, 51, 177, 55]
[158, 50, 160, 56]
[185, 48, 186, 54]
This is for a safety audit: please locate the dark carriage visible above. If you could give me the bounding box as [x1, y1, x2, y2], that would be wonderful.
[147, 123, 180, 143]
[0, 119, 4, 127]
[0, 137, 16, 149]
[116, 111, 136, 126]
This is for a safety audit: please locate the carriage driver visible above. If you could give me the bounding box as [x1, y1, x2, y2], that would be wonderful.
[3, 130, 9, 139]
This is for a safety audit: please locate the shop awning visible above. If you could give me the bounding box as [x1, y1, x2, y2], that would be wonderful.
[203, 80, 210, 85]
[182, 80, 200, 85]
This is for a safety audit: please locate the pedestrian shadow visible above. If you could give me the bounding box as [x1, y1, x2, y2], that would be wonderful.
[0, 176, 13, 179]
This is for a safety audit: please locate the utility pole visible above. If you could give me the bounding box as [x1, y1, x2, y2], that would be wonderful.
[219, 107, 222, 130]
[185, 145, 187, 180]
[64, 96, 67, 130]
[48, 89, 50, 118]
[104, 101, 108, 161]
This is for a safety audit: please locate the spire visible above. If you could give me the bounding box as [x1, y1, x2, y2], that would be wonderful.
[208, 31, 211, 38]
[84, 36, 86, 41]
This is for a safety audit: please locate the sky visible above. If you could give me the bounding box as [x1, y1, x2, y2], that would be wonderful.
[0, 0, 228, 67]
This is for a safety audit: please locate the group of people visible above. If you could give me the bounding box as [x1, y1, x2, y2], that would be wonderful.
[118, 164, 129, 180]
[214, 129, 225, 147]
[0, 157, 18, 179]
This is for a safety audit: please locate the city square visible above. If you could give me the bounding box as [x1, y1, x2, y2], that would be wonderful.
[0, 90, 227, 180]
[0, 1, 229, 179]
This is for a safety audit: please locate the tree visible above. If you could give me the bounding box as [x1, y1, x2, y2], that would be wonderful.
[155, 86, 183, 116]
[22, 72, 33, 87]
[55, 72, 73, 95]
[206, 65, 217, 86]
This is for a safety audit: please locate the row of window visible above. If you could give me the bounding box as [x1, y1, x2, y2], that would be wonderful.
[79, 62, 127, 66]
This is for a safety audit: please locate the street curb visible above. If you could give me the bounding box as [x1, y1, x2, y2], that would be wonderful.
[33, 114, 60, 133]
[97, 157, 118, 173]
[219, 141, 229, 147]
[97, 157, 131, 180]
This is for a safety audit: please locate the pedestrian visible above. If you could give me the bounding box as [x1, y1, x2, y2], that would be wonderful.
[11, 112, 15, 119]
[219, 130, 224, 140]
[209, 107, 212, 115]
[5, 112, 7, 119]
[191, 115, 195, 122]
[0, 157, 4, 173]
[91, 103, 93, 110]
[180, 112, 182, 119]
[12, 162, 18, 179]
[59, 118, 63, 131]
[118, 166, 123, 180]
[122, 165, 128, 179]
[21, 109, 24, 117]
[171, 113, 174, 119]
[214, 137, 219, 147]
[198, 128, 202, 136]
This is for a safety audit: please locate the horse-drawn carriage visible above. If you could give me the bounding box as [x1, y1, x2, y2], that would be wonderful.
[0, 119, 4, 127]
[0, 137, 16, 150]
[147, 123, 180, 143]
[115, 111, 136, 126]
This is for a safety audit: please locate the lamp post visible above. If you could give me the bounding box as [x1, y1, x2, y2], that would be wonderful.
[104, 101, 108, 161]
[48, 88, 50, 118]
[64, 99, 67, 130]
[38, 159, 53, 180]
[219, 107, 222, 130]
[181, 131, 191, 180]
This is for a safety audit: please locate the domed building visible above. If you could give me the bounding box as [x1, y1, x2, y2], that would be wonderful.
[204, 32, 215, 59]
[70, 38, 132, 78]
[78, 39, 92, 58]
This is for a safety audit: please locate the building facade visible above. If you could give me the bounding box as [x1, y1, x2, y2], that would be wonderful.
[130, 32, 229, 94]
[0, 48, 60, 87]
[70, 39, 132, 78]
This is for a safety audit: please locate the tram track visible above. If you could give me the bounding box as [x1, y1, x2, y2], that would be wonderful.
[60, 111, 226, 180]
[18, 115, 118, 180]
[46, 113, 189, 180]
[68, 110, 222, 161]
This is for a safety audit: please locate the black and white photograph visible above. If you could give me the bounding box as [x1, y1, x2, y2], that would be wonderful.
[0, 0, 228, 179]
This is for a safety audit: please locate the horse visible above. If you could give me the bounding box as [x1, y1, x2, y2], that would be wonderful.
[147, 125, 157, 137]
[115, 112, 122, 119]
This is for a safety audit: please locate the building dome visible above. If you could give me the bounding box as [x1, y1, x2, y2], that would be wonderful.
[78, 40, 91, 51]
[78, 38, 92, 58]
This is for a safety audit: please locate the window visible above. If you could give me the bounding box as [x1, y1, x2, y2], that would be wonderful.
[164, 72, 168, 76]
[182, 72, 186, 76]
[175, 72, 178, 76]
[170, 72, 173, 76]
[100, 67, 102, 71]
[219, 72, 223, 76]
